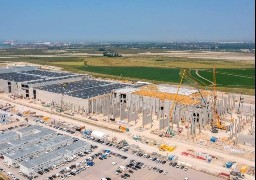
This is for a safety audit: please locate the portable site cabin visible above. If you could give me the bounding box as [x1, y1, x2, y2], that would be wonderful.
[91, 130, 107, 139]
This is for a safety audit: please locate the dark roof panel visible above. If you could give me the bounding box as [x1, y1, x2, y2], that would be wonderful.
[37, 79, 130, 99]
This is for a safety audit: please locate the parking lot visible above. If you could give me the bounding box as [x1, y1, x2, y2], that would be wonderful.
[57, 149, 170, 180]
[0, 101, 225, 180]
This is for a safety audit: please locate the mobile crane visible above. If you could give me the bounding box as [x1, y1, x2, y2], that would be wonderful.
[166, 69, 187, 136]
[211, 66, 228, 131]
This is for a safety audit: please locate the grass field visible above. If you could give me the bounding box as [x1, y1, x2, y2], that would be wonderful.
[77, 66, 181, 83]
[83, 56, 254, 69]
[190, 68, 255, 89]
[0, 53, 254, 94]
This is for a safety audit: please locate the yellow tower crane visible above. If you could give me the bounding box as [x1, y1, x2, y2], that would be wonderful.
[166, 69, 187, 135]
[211, 66, 227, 131]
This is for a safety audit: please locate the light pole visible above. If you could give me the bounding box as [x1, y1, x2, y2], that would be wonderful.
[60, 92, 64, 111]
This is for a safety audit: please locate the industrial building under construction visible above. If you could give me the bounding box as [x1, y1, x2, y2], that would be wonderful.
[0, 65, 255, 146]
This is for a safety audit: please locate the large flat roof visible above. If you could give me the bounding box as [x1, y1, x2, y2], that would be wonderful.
[157, 85, 198, 96]
[26, 75, 84, 85]
[9, 130, 55, 146]
[16, 125, 45, 133]
[0, 131, 19, 144]
[0, 72, 43, 82]
[114, 87, 139, 94]
[37, 79, 131, 99]
[5, 135, 72, 160]
[21, 70, 72, 78]
[0, 69, 75, 83]
[21, 140, 88, 169]
[0, 143, 13, 151]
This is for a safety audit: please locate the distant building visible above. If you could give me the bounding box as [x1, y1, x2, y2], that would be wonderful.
[98, 48, 106, 51]
[103, 50, 122, 57]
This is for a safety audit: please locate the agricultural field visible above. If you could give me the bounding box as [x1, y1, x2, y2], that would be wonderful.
[83, 56, 254, 69]
[77, 66, 181, 83]
[189, 69, 255, 89]
[0, 48, 254, 94]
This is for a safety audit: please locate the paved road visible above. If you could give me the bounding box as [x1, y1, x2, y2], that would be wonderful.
[0, 97, 254, 180]
[195, 70, 213, 84]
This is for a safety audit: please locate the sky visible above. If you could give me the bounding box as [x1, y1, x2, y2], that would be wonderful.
[0, 0, 255, 42]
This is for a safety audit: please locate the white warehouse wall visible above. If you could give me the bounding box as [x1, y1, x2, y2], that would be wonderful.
[0, 79, 8, 92]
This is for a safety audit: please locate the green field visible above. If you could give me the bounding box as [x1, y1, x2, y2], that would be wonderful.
[77, 66, 181, 83]
[189, 69, 255, 89]
[0, 49, 255, 94]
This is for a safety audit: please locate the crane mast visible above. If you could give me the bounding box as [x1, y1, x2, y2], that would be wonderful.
[211, 66, 227, 131]
[213, 66, 217, 115]
[166, 69, 187, 135]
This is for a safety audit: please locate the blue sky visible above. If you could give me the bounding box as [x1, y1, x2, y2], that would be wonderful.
[0, 0, 254, 42]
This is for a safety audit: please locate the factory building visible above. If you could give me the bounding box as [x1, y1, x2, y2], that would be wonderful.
[0, 66, 85, 98]
[0, 66, 133, 115]
[111, 84, 236, 135]
[0, 66, 245, 137]
[35, 79, 131, 113]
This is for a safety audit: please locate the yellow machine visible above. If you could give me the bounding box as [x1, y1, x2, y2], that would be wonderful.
[43, 116, 50, 121]
[240, 166, 248, 173]
[211, 66, 228, 131]
[119, 126, 129, 132]
[159, 144, 176, 152]
[23, 110, 30, 115]
[166, 69, 187, 135]
[212, 113, 227, 130]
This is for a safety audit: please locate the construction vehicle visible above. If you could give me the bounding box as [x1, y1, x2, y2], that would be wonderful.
[56, 107, 63, 112]
[210, 66, 228, 131]
[211, 113, 228, 130]
[23, 110, 31, 115]
[43, 116, 50, 121]
[76, 126, 85, 131]
[159, 144, 176, 152]
[211, 127, 218, 133]
[166, 69, 187, 136]
[119, 126, 129, 132]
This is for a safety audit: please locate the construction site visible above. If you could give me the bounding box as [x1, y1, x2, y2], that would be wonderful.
[0, 65, 255, 179]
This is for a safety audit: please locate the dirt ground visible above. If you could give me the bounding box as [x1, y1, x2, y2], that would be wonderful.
[0, 92, 255, 179]
[139, 51, 255, 61]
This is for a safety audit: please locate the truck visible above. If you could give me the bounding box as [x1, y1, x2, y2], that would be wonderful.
[83, 129, 92, 135]
[168, 155, 178, 162]
[225, 162, 234, 169]
[87, 161, 94, 166]
[76, 126, 85, 131]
